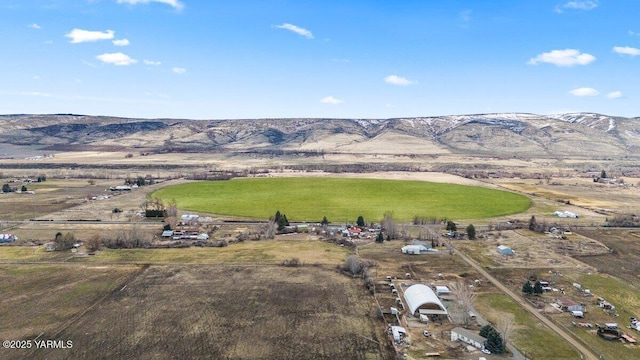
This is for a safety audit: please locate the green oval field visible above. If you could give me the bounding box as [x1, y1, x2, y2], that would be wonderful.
[152, 177, 531, 222]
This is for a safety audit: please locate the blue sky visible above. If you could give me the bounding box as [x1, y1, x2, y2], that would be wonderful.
[1, 0, 639, 119]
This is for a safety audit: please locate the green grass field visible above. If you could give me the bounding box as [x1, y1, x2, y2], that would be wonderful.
[152, 178, 531, 221]
[475, 293, 579, 359]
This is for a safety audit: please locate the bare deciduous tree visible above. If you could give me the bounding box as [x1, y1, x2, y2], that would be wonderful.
[498, 312, 514, 347]
[450, 280, 476, 326]
[345, 255, 362, 276]
[86, 234, 102, 252]
[166, 199, 178, 218]
[263, 218, 277, 239]
[381, 211, 398, 240]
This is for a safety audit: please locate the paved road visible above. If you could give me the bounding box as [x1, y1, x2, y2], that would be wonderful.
[454, 248, 599, 360]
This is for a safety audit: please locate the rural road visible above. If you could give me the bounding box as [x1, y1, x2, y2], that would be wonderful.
[454, 248, 599, 360]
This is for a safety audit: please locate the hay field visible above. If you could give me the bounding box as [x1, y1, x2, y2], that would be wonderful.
[152, 177, 531, 222]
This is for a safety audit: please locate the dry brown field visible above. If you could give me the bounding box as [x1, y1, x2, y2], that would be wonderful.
[574, 229, 640, 288]
[3, 264, 393, 360]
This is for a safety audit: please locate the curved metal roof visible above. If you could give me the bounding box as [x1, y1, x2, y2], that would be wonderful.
[403, 284, 448, 315]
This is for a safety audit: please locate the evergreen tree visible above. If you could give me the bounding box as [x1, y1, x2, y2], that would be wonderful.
[21, 185, 27, 192]
[479, 324, 492, 338]
[601, 169, 607, 179]
[446, 221, 457, 232]
[356, 215, 365, 227]
[321, 216, 329, 225]
[533, 280, 544, 295]
[375, 232, 384, 243]
[522, 281, 533, 294]
[2, 184, 11, 193]
[273, 210, 289, 231]
[484, 327, 505, 354]
[466, 224, 476, 240]
[480, 325, 505, 354]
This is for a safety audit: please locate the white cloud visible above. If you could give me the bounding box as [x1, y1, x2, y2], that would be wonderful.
[320, 96, 344, 105]
[555, 1, 598, 13]
[606, 91, 623, 99]
[113, 39, 130, 46]
[274, 23, 314, 39]
[66, 28, 115, 43]
[630, 30, 640, 37]
[117, 0, 184, 11]
[143, 59, 162, 66]
[527, 49, 595, 67]
[384, 75, 416, 86]
[569, 87, 599, 97]
[28, 23, 41, 29]
[613, 46, 640, 56]
[96, 52, 138, 66]
[172, 67, 186, 74]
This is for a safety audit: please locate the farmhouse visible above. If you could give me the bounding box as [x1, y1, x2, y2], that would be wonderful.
[497, 245, 514, 256]
[403, 284, 448, 317]
[556, 297, 585, 312]
[450, 327, 487, 350]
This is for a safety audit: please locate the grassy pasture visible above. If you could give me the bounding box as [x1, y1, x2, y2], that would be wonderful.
[0, 240, 349, 265]
[152, 177, 531, 221]
[475, 293, 579, 359]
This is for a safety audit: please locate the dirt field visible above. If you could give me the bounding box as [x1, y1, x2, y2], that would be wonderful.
[457, 229, 608, 272]
[0, 264, 140, 342]
[7, 265, 393, 360]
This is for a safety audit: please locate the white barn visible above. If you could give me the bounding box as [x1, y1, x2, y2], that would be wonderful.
[403, 284, 448, 317]
[401, 245, 423, 255]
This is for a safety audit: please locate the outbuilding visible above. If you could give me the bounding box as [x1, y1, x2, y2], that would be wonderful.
[401, 245, 423, 255]
[403, 284, 448, 317]
[390, 326, 407, 343]
[435, 286, 451, 296]
[497, 245, 514, 256]
[181, 214, 200, 222]
[0, 234, 18, 243]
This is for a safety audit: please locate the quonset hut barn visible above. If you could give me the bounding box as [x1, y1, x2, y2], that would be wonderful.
[403, 284, 448, 319]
